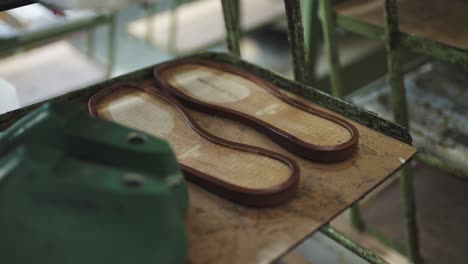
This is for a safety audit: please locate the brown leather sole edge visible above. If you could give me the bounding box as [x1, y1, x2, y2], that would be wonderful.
[153, 58, 360, 162]
[88, 83, 300, 207]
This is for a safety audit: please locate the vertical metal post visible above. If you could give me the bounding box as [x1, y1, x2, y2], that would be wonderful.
[384, 1, 422, 263]
[302, 0, 320, 84]
[107, 13, 117, 78]
[319, 0, 343, 98]
[284, 0, 308, 83]
[384, 0, 408, 127]
[221, 0, 241, 57]
[349, 204, 365, 232]
[319, 0, 363, 231]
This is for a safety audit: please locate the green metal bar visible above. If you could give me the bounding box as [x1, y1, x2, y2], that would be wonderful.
[349, 205, 365, 232]
[384, 0, 408, 128]
[337, 13, 468, 71]
[336, 15, 385, 40]
[401, 35, 468, 70]
[0, 14, 111, 52]
[221, 0, 241, 57]
[284, 0, 308, 83]
[302, 0, 321, 84]
[398, 165, 422, 264]
[319, 0, 343, 98]
[319, 0, 365, 230]
[107, 13, 117, 78]
[384, 1, 422, 263]
[321, 226, 389, 264]
[86, 28, 95, 59]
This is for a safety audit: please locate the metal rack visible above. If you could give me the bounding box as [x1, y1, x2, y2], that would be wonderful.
[0, 0, 422, 263]
[305, 0, 468, 263]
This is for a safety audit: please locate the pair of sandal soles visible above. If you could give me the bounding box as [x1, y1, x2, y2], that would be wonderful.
[89, 58, 359, 207]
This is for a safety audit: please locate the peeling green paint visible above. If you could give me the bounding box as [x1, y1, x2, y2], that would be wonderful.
[221, 0, 241, 56]
[384, 1, 422, 263]
[319, 0, 344, 98]
[321, 226, 389, 264]
[284, 0, 309, 83]
[402, 35, 468, 70]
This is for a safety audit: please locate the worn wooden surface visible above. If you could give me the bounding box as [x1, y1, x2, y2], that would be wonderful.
[336, 0, 468, 51]
[126, 0, 285, 53]
[93, 77, 416, 263]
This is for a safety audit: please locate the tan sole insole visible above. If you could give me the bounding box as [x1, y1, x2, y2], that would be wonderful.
[94, 87, 292, 191]
[160, 64, 353, 147]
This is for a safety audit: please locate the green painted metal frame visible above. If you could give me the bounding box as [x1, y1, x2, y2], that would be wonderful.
[0, 10, 117, 77]
[318, 0, 344, 98]
[317, 0, 370, 233]
[221, 0, 241, 56]
[302, 0, 321, 84]
[0, 14, 110, 51]
[321, 226, 389, 264]
[383, 2, 421, 263]
[319, 0, 468, 176]
[337, 9, 468, 71]
[284, 0, 309, 83]
[320, 0, 425, 262]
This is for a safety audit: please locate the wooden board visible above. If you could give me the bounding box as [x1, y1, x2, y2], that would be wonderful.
[335, 0, 468, 51]
[126, 0, 285, 54]
[94, 78, 416, 264]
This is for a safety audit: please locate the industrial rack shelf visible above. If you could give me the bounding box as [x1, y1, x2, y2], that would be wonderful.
[0, 1, 422, 263]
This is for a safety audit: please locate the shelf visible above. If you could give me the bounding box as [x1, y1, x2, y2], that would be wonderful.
[336, 0, 468, 52]
[0, 53, 416, 264]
